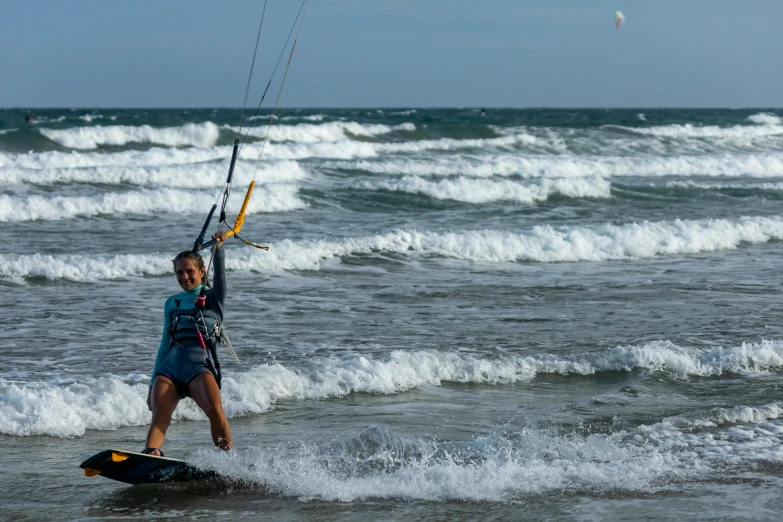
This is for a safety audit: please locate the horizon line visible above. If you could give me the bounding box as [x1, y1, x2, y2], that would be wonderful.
[3, 106, 782, 111]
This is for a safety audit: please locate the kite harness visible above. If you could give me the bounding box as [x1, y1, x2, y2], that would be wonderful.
[166, 288, 237, 388]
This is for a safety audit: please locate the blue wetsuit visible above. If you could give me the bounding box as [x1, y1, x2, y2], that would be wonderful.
[149, 247, 226, 397]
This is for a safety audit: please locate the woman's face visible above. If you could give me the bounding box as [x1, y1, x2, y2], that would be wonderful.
[174, 258, 205, 291]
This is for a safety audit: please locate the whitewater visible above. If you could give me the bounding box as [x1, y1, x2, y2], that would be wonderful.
[2, 108, 783, 520]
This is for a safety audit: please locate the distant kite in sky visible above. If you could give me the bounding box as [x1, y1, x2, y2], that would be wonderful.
[614, 10, 625, 30]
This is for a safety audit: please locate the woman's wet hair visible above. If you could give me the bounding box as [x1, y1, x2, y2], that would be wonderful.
[172, 251, 210, 287]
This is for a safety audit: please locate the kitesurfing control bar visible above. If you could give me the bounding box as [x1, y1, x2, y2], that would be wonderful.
[195, 180, 255, 253]
[192, 139, 240, 252]
[192, 1, 308, 256]
[192, 204, 217, 252]
[219, 139, 240, 222]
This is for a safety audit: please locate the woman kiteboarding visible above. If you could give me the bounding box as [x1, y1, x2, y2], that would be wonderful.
[141, 0, 308, 457]
[143, 231, 232, 456]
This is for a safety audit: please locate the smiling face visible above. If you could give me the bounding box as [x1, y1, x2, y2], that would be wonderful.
[174, 258, 205, 291]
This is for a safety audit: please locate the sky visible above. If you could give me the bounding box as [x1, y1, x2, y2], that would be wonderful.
[1, 0, 782, 108]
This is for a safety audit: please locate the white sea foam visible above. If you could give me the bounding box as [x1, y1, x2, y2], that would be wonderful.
[280, 114, 326, 122]
[0, 144, 234, 171]
[193, 411, 783, 501]
[0, 185, 305, 222]
[0, 160, 308, 187]
[0, 137, 381, 171]
[238, 121, 416, 143]
[663, 403, 783, 430]
[637, 113, 647, 122]
[181, 214, 783, 270]
[0, 377, 152, 437]
[664, 179, 783, 191]
[353, 175, 611, 203]
[577, 339, 783, 378]
[249, 124, 783, 158]
[250, 133, 538, 160]
[36, 116, 67, 124]
[39, 122, 221, 149]
[377, 134, 538, 153]
[2, 340, 781, 437]
[329, 152, 783, 179]
[613, 121, 783, 139]
[4, 215, 783, 279]
[0, 253, 171, 282]
[240, 133, 541, 162]
[747, 112, 782, 125]
[0, 132, 543, 172]
[193, 424, 683, 500]
[0, 252, 204, 282]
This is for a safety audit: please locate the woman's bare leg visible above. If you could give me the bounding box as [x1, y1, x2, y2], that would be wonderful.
[145, 376, 180, 455]
[188, 372, 233, 450]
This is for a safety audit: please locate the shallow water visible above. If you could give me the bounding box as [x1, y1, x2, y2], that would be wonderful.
[2, 108, 783, 520]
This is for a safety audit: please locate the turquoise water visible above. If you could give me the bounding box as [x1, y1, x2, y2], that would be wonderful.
[2, 108, 783, 520]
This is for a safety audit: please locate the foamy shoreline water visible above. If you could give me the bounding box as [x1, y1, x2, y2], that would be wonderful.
[3, 214, 783, 279]
[3, 340, 781, 437]
[2, 109, 783, 516]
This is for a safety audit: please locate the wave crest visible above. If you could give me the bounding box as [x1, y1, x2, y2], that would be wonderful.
[39, 122, 221, 149]
[2, 340, 781, 437]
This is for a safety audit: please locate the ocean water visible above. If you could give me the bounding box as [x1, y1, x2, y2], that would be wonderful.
[2, 107, 783, 520]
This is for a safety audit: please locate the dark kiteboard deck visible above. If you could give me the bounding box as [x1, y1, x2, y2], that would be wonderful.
[80, 449, 219, 485]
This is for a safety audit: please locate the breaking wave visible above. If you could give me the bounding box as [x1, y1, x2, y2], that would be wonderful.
[0, 184, 305, 222]
[39, 122, 221, 149]
[2, 340, 781, 437]
[3, 215, 783, 279]
[0, 160, 307, 187]
[351, 175, 611, 203]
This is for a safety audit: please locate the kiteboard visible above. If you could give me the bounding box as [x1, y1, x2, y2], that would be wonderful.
[80, 449, 218, 485]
